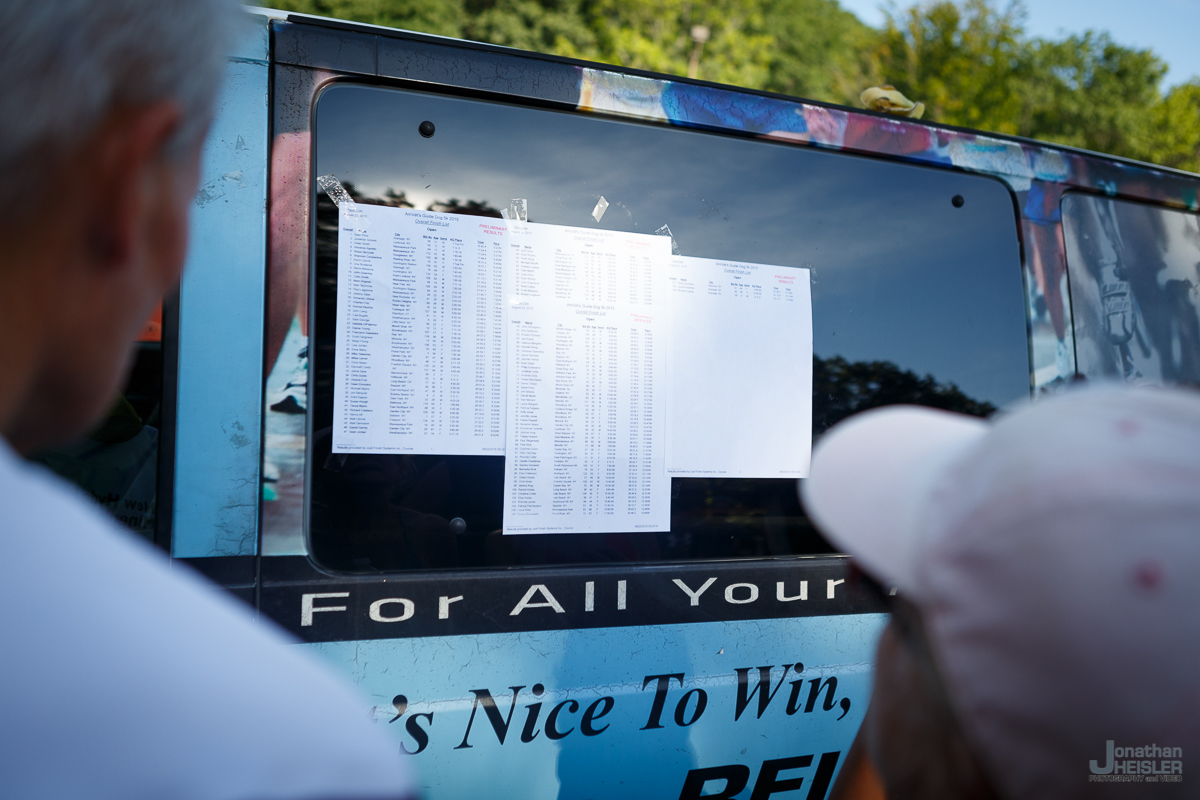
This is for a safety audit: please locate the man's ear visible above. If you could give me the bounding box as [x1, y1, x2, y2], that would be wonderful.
[83, 102, 184, 272]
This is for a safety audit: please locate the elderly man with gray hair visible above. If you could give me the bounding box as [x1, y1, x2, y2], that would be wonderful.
[0, 2, 415, 798]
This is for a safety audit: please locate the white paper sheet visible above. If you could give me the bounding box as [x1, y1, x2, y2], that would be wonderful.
[666, 256, 813, 478]
[332, 205, 508, 455]
[503, 223, 673, 534]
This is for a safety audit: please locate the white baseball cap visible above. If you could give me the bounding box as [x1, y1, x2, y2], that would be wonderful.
[802, 385, 1200, 799]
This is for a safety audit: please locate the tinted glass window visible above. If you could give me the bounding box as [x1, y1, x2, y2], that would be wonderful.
[1062, 193, 1200, 385]
[309, 83, 1029, 572]
[31, 304, 166, 540]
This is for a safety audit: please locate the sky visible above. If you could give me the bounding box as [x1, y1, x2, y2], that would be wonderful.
[837, 0, 1200, 86]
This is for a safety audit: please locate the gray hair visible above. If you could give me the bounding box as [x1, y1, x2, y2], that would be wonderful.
[0, 0, 240, 210]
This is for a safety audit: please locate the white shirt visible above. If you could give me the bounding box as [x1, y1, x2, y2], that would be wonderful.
[0, 439, 416, 800]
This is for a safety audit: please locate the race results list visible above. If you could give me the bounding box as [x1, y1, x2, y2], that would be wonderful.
[331, 202, 814, 536]
[333, 205, 507, 455]
[503, 223, 673, 534]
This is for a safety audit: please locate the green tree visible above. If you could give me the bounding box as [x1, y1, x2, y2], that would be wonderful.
[761, 0, 876, 103]
[462, 0, 597, 57]
[1143, 81, 1200, 172]
[1022, 31, 1166, 159]
[269, 0, 464, 37]
[273, 0, 872, 100]
[577, 0, 775, 88]
[812, 355, 995, 435]
[869, 0, 1030, 132]
[461, 0, 875, 102]
[866, 0, 1200, 172]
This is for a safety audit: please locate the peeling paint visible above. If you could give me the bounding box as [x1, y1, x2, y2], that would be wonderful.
[221, 419, 251, 449]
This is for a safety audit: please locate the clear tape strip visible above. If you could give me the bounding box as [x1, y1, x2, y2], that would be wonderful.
[655, 223, 680, 255]
[592, 196, 609, 222]
[316, 174, 355, 208]
[508, 198, 528, 222]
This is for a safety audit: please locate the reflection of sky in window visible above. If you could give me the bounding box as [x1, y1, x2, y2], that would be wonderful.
[316, 84, 1030, 406]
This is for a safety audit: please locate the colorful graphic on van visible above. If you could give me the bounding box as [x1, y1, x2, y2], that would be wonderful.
[1062, 194, 1200, 385]
[577, 67, 1200, 394]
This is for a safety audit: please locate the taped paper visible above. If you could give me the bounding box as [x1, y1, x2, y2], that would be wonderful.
[502, 222, 673, 534]
[665, 256, 813, 478]
[332, 205, 508, 455]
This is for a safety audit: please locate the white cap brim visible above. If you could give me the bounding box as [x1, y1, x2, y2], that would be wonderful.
[801, 405, 988, 591]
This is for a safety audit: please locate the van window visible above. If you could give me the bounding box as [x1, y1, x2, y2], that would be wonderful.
[30, 302, 167, 541]
[305, 83, 1030, 572]
[1062, 193, 1200, 385]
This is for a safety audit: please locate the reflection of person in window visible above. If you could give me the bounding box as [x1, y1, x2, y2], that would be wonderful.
[32, 395, 159, 537]
[1023, 181, 1073, 382]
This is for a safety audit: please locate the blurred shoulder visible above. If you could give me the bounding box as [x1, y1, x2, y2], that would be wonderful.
[0, 441, 416, 800]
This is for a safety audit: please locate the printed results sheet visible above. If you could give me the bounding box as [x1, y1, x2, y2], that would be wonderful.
[503, 223, 673, 534]
[330, 200, 813, 535]
[666, 256, 813, 478]
[333, 205, 508, 455]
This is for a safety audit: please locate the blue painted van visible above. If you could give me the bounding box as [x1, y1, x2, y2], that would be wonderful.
[37, 8, 1200, 798]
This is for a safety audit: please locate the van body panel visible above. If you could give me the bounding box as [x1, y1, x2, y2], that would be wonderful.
[173, 14, 271, 557]
[161, 12, 1200, 797]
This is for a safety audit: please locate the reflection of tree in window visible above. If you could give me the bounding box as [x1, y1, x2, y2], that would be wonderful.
[315, 184, 501, 278]
[427, 198, 502, 217]
[316, 182, 502, 217]
[813, 355, 995, 436]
